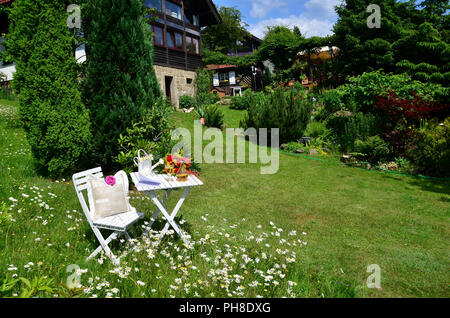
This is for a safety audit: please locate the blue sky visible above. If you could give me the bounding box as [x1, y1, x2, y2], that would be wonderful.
[212, 0, 342, 39]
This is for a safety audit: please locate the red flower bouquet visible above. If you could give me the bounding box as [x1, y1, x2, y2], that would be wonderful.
[164, 153, 194, 182]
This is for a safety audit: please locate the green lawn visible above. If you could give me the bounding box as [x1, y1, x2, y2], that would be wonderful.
[1, 100, 449, 298]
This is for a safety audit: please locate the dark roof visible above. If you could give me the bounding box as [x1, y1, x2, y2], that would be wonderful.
[247, 33, 262, 44]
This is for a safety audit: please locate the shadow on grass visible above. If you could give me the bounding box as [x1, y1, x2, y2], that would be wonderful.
[380, 174, 450, 196]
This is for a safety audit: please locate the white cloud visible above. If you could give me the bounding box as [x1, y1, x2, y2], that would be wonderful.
[247, 0, 342, 38]
[248, 14, 336, 39]
[250, 0, 287, 19]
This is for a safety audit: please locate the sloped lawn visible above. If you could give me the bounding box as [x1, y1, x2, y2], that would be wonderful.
[0, 100, 448, 298]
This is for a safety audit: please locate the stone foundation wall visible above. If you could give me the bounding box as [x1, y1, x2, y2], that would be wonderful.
[154, 65, 197, 108]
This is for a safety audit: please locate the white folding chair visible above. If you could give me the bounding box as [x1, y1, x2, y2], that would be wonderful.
[72, 167, 144, 265]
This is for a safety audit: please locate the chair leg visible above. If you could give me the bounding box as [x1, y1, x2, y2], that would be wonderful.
[87, 228, 119, 264]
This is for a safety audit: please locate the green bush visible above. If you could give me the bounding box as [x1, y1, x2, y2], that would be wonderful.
[205, 104, 224, 129]
[409, 118, 450, 177]
[321, 72, 449, 116]
[7, 0, 92, 178]
[179, 95, 195, 109]
[346, 72, 449, 114]
[354, 135, 391, 164]
[320, 88, 347, 115]
[115, 98, 174, 173]
[230, 90, 266, 111]
[230, 95, 248, 110]
[242, 88, 312, 144]
[305, 121, 329, 139]
[328, 112, 381, 152]
[284, 142, 306, 153]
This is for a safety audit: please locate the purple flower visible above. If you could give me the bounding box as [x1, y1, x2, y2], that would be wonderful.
[105, 175, 116, 186]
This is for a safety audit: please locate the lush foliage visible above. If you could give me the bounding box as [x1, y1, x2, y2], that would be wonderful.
[204, 104, 224, 129]
[230, 90, 266, 111]
[242, 88, 312, 144]
[333, 0, 450, 86]
[354, 135, 391, 164]
[194, 68, 213, 118]
[320, 72, 448, 117]
[0, 86, 16, 101]
[6, 0, 92, 178]
[82, 0, 161, 170]
[304, 121, 330, 139]
[201, 6, 249, 54]
[408, 117, 450, 176]
[179, 95, 195, 109]
[257, 26, 302, 74]
[202, 49, 259, 68]
[115, 98, 174, 174]
[316, 71, 449, 175]
[328, 112, 381, 153]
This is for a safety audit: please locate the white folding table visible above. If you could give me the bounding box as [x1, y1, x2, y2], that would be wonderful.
[130, 172, 203, 241]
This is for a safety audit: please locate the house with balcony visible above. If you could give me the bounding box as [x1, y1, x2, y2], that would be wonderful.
[146, 0, 221, 107]
[208, 33, 264, 97]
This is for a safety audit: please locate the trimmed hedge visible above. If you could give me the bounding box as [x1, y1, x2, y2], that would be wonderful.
[7, 0, 92, 177]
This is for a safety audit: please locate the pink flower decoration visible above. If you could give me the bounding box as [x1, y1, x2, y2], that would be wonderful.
[105, 175, 116, 186]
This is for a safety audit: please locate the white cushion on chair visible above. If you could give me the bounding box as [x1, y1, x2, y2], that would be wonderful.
[87, 171, 133, 221]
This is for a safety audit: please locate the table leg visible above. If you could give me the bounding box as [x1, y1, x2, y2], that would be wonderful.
[149, 189, 189, 241]
[158, 187, 191, 240]
[144, 189, 172, 235]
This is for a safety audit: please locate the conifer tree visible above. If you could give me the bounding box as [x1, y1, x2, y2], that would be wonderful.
[82, 0, 161, 169]
[6, 0, 92, 178]
[394, 1, 450, 86]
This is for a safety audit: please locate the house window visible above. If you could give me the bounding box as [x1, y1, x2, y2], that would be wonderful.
[153, 25, 164, 46]
[165, 1, 182, 20]
[167, 30, 183, 50]
[184, 10, 199, 26]
[167, 30, 174, 48]
[192, 38, 200, 54]
[186, 36, 192, 52]
[175, 32, 183, 50]
[186, 78, 193, 84]
[219, 73, 229, 84]
[186, 36, 200, 54]
[145, 0, 162, 12]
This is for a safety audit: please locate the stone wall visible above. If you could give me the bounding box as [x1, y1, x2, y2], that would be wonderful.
[154, 65, 197, 108]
